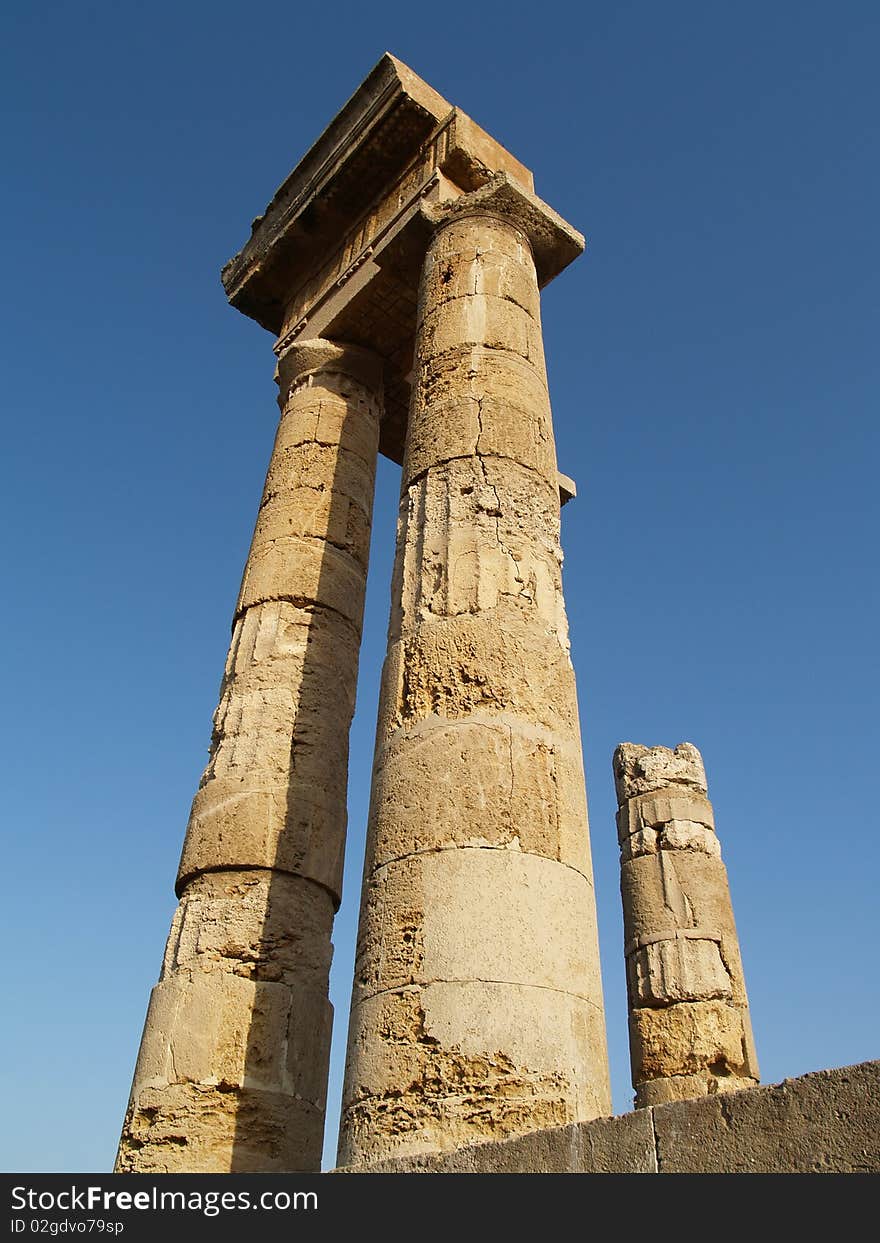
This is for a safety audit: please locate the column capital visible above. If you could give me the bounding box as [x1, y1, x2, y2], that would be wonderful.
[421, 172, 585, 288]
[274, 337, 385, 407]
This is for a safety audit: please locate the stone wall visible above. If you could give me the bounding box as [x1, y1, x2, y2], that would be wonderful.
[336, 1060, 879, 1173]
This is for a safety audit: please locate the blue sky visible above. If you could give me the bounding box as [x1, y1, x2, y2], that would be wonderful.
[1, 1, 877, 1172]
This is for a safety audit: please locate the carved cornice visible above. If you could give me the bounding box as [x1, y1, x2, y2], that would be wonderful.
[222, 55, 536, 335]
[422, 173, 585, 288]
[274, 338, 384, 406]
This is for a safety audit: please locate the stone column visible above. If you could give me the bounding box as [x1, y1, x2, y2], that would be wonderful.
[116, 339, 383, 1172]
[338, 178, 611, 1167]
[614, 742, 759, 1107]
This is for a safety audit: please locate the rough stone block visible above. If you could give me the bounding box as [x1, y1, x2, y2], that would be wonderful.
[313, 400, 381, 469]
[222, 602, 359, 709]
[629, 999, 749, 1081]
[406, 345, 554, 472]
[130, 972, 284, 1093]
[636, 1073, 711, 1107]
[177, 774, 347, 900]
[614, 742, 707, 802]
[652, 1061, 880, 1172]
[271, 395, 380, 475]
[252, 487, 371, 570]
[364, 717, 592, 877]
[262, 437, 375, 519]
[439, 108, 535, 194]
[426, 208, 535, 268]
[420, 237, 540, 320]
[616, 788, 715, 843]
[661, 818, 721, 856]
[376, 618, 578, 740]
[417, 293, 545, 372]
[627, 937, 732, 1006]
[341, 1110, 655, 1173]
[394, 489, 563, 628]
[392, 460, 564, 640]
[422, 173, 584, 289]
[116, 1080, 322, 1173]
[162, 870, 334, 990]
[620, 850, 739, 949]
[131, 966, 332, 1115]
[274, 339, 384, 412]
[351, 848, 602, 1000]
[620, 827, 658, 861]
[209, 681, 352, 794]
[236, 532, 367, 627]
[207, 685, 302, 782]
[336, 1063, 880, 1174]
[340, 980, 610, 1166]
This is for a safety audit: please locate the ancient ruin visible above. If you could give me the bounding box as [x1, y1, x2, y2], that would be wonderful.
[116, 339, 383, 1172]
[116, 55, 878, 1176]
[614, 742, 758, 1106]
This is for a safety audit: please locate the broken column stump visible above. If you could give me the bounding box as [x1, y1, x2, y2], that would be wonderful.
[614, 742, 759, 1107]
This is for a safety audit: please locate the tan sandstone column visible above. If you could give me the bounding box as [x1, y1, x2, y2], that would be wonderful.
[338, 180, 611, 1166]
[116, 339, 383, 1172]
[614, 742, 759, 1107]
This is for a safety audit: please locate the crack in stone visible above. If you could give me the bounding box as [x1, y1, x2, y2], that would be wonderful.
[233, 594, 361, 637]
[405, 453, 558, 506]
[648, 1106, 660, 1172]
[365, 841, 596, 888]
[352, 978, 607, 1010]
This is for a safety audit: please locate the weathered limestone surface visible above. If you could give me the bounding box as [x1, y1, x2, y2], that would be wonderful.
[116, 340, 382, 1172]
[338, 1061, 880, 1173]
[337, 183, 610, 1168]
[614, 742, 759, 1109]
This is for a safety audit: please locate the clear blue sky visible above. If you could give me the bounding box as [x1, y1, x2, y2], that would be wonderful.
[2, 1, 877, 1173]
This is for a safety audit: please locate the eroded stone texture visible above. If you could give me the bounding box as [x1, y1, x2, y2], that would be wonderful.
[614, 742, 758, 1109]
[338, 1062, 880, 1173]
[116, 340, 383, 1172]
[614, 741, 707, 800]
[338, 194, 609, 1168]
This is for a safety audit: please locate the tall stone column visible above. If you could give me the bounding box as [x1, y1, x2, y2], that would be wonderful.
[614, 742, 759, 1107]
[338, 177, 611, 1167]
[116, 339, 383, 1172]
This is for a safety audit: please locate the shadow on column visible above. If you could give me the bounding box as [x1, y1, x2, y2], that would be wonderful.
[223, 352, 379, 1171]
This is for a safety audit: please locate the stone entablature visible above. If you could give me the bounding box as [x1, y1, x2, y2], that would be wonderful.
[220, 57, 554, 467]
